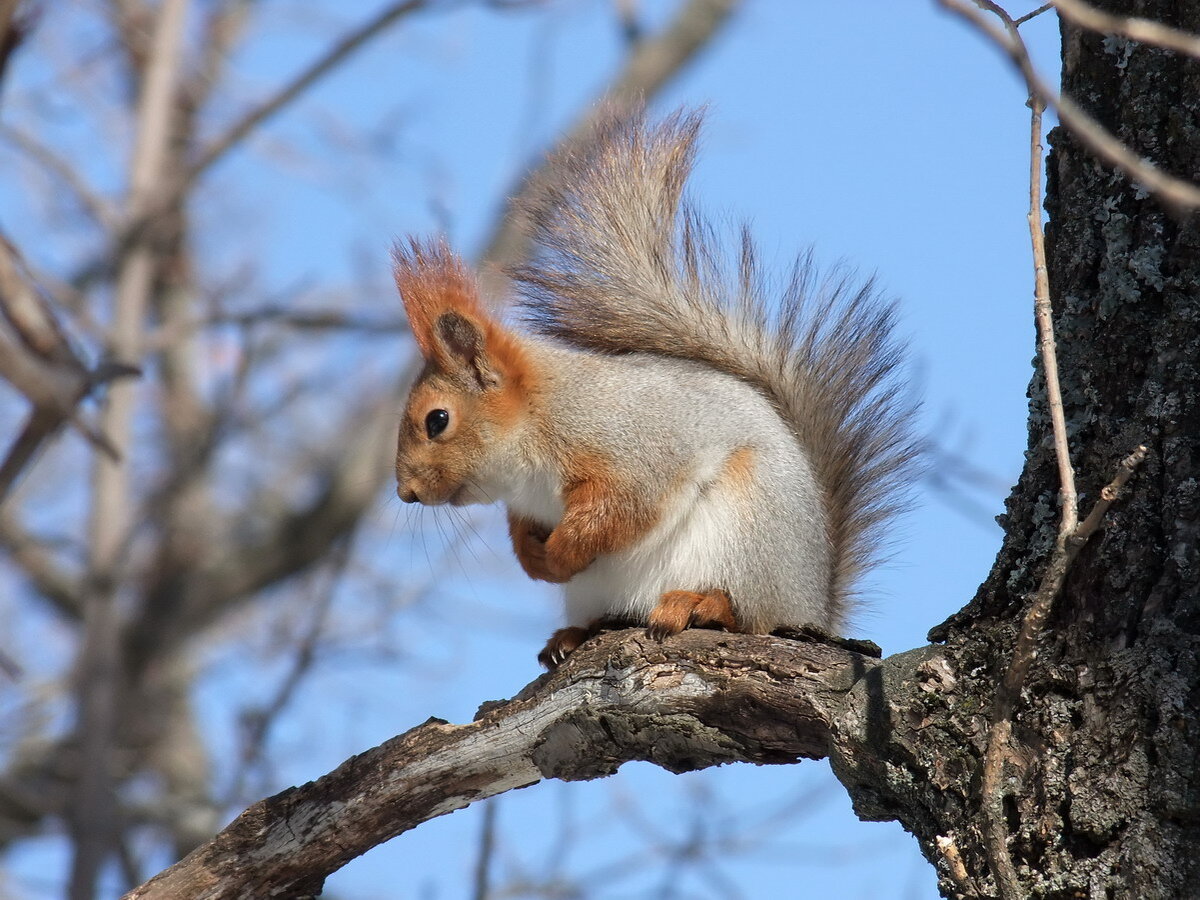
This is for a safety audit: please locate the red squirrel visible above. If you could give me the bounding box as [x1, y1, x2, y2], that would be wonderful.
[392, 109, 917, 669]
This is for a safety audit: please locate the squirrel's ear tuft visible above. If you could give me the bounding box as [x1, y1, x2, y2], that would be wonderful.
[434, 311, 500, 389]
[392, 238, 483, 361]
[393, 236, 528, 392]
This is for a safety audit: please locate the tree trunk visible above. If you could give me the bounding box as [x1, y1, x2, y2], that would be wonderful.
[128, 2, 1200, 898]
[928, 1, 1200, 895]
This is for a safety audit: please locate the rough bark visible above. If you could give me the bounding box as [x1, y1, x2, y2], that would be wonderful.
[930, 1, 1200, 896]
[126, 2, 1200, 898]
[126, 628, 916, 899]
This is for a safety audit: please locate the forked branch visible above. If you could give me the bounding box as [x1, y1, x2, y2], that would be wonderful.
[940, 0, 1200, 212]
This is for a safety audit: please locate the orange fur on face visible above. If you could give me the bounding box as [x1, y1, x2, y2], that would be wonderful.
[392, 238, 536, 506]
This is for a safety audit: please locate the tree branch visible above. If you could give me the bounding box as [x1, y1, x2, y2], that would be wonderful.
[0, 508, 82, 619]
[185, 0, 438, 183]
[1053, 0, 1200, 58]
[0, 124, 119, 230]
[126, 629, 892, 900]
[0, 235, 131, 503]
[72, 1, 191, 895]
[939, 0, 1200, 212]
[69, 0, 449, 293]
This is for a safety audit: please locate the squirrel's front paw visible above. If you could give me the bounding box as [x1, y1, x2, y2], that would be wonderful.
[538, 626, 589, 670]
[510, 519, 571, 583]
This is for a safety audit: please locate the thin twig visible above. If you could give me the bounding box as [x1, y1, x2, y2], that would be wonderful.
[981, 443, 1150, 898]
[223, 542, 350, 808]
[0, 507, 83, 619]
[1053, 0, 1200, 58]
[1026, 97, 1078, 535]
[939, 0, 1200, 212]
[1070, 444, 1149, 546]
[0, 124, 119, 229]
[978, 60, 1061, 899]
[69, 0, 443, 293]
[186, 0, 437, 182]
[0, 234, 128, 501]
[0, 0, 30, 86]
[962, 10, 1152, 893]
[1013, 3, 1052, 26]
[997, 445, 1149, 711]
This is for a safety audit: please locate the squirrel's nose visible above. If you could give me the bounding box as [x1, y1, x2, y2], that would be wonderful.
[397, 484, 419, 503]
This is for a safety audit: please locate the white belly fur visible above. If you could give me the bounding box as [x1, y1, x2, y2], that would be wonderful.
[563, 473, 738, 625]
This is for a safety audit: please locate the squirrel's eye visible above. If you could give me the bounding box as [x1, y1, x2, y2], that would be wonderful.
[425, 408, 450, 439]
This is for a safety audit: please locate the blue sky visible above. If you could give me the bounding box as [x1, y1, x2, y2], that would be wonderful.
[0, 1, 1064, 897]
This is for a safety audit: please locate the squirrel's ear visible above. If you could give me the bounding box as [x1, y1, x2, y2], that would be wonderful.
[434, 311, 501, 389]
[392, 238, 479, 362]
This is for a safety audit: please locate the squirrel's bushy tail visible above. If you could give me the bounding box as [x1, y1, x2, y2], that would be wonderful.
[511, 108, 919, 623]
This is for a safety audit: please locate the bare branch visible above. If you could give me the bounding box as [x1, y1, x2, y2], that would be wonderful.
[72, 1, 192, 895]
[0, 236, 131, 502]
[224, 543, 350, 809]
[0, 507, 82, 618]
[1053, 0, 1200, 57]
[939, 0, 1200, 212]
[471, 798, 499, 900]
[1027, 96, 1078, 535]
[0, 0, 33, 87]
[982, 443, 1148, 898]
[935, 835, 979, 898]
[1013, 3, 1052, 26]
[119, 382, 409, 675]
[103, 0, 152, 79]
[68, 0, 448, 294]
[188, 0, 436, 185]
[0, 124, 119, 229]
[154, 305, 411, 341]
[1070, 444, 1149, 544]
[0, 0, 20, 48]
[125, 629, 874, 900]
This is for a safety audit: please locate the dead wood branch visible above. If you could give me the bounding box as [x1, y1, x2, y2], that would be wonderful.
[126, 629, 902, 900]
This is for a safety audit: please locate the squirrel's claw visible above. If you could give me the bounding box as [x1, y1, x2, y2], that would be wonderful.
[539, 625, 589, 670]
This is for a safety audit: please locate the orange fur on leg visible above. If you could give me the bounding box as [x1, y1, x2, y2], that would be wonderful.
[540, 455, 660, 582]
[646, 589, 739, 641]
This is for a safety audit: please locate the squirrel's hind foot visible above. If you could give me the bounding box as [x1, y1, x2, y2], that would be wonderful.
[646, 589, 739, 642]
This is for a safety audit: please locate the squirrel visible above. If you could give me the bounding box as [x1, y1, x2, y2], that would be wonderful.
[392, 109, 918, 670]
